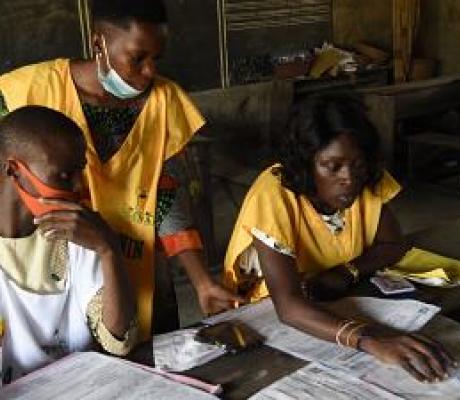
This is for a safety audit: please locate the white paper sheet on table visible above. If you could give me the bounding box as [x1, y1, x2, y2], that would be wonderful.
[152, 328, 226, 371]
[249, 362, 403, 400]
[250, 359, 460, 400]
[0, 352, 218, 400]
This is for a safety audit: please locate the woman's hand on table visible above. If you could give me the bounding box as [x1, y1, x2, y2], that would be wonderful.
[359, 329, 457, 383]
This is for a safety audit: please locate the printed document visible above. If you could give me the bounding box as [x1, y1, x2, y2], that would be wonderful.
[249, 362, 402, 400]
[0, 352, 217, 400]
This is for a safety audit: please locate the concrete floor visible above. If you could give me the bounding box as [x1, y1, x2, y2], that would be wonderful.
[175, 180, 460, 328]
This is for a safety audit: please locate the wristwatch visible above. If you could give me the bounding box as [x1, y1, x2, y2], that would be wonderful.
[343, 261, 360, 284]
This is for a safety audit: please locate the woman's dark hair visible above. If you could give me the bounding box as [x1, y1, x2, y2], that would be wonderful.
[275, 91, 383, 196]
[91, 0, 167, 27]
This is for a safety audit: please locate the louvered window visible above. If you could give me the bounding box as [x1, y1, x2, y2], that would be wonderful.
[224, 0, 331, 31]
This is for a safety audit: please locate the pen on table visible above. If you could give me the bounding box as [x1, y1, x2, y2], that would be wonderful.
[232, 325, 246, 348]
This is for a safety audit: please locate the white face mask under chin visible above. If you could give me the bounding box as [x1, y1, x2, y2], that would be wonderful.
[95, 36, 144, 100]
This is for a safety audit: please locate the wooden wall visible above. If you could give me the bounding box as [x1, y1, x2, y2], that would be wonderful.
[0, 0, 83, 73]
[333, 0, 392, 51]
[418, 0, 460, 76]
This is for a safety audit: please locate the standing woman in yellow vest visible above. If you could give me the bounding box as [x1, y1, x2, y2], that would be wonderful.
[224, 93, 456, 383]
[0, 0, 241, 339]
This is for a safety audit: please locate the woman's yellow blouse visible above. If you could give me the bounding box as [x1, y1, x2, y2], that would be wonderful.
[223, 165, 401, 302]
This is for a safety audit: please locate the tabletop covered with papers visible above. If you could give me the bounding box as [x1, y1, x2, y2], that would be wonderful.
[3, 296, 460, 399]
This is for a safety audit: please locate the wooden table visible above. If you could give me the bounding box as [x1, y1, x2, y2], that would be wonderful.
[128, 340, 306, 400]
[187, 346, 306, 399]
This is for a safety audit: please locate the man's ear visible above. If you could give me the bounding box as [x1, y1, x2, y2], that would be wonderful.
[92, 31, 103, 56]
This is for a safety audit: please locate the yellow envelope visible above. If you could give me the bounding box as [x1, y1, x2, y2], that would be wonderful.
[385, 248, 460, 282]
[309, 49, 345, 79]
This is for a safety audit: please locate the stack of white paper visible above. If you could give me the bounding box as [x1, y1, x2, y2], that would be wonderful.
[0, 352, 218, 400]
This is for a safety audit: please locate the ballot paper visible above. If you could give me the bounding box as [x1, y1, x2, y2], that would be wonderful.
[204, 297, 440, 364]
[250, 362, 402, 400]
[153, 328, 226, 371]
[250, 360, 460, 400]
[0, 352, 218, 400]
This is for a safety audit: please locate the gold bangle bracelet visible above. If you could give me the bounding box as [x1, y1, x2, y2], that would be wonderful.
[335, 320, 358, 346]
[345, 323, 368, 348]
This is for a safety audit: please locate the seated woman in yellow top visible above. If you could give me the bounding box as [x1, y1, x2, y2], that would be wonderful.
[224, 93, 455, 383]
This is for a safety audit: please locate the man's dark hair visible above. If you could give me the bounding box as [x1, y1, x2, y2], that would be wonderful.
[275, 91, 383, 197]
[91, 0, 167, 27]
[0, 106, 85, 158]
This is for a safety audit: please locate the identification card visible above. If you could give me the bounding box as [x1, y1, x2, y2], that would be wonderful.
[370, 275, 416, 295]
